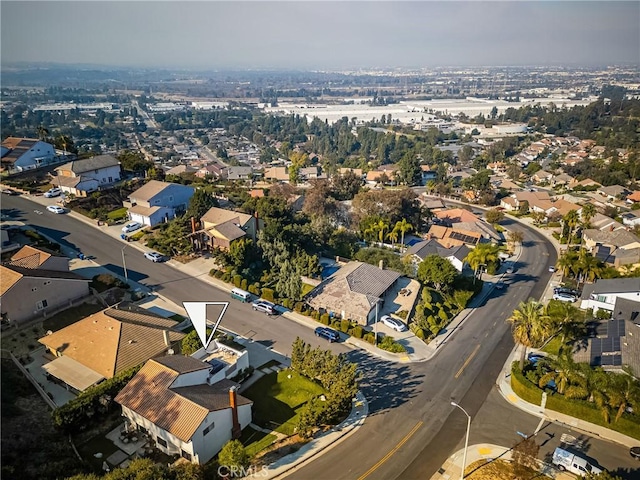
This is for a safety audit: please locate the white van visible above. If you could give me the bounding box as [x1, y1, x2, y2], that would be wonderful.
[552, 447, 602, 476]
[230, 287, 250, 303]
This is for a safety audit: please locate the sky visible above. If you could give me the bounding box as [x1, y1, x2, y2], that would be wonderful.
[1, 1, 639, 70]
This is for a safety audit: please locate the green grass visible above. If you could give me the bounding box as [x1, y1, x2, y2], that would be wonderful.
[239, 426, 277, 457]
[107, 207, 128, 221]
[301, 283, 315, 296]
[243, 370, 325, 435]
[541, 336, 563, 356]
[42, 302, 104, 332]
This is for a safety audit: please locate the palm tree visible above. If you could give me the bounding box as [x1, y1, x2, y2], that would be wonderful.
[386, 229, 399, 246]
[364, 219, 390, 244]
[606, 371, 640, 423]
[507, 299, 553, 370]
[556, 250, 579, 278]
[539, 354, 581, 395]
[465, 243, 501, 276]
[393, 219, 414, 248]
[562, 210, 580, 245]
[577, 250, 604, 284]
[580, 203, 597, 229]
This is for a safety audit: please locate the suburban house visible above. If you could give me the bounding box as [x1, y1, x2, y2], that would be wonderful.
[0, 264, 90, 326]
[225, 166, 253, 181]
[365, 165, 399, 186]
[580, 278, 640, 315]
[306, 261, 402, 325]
[1, 137, 56, 172]
[420, 165, 438, 184]
[198, 207, 262, 251]
[54, 155, 121, 196]
[338, 167, 363, 178]
[582, 228, 640, 267]
[427, 225, 483, 247]
[115, 355, 253, 464]
[621, 211, 640, 228]
[405, 239, 469, 272]
[124, 180, 195, 227]
[166, 165, 197, 176]
[597, 185, 629, 201]
[263, 166, 290, 182]
[500, 191, 553, 213]
[195, 164, 225, 179]
[626, 191, 640, 204]
[38, 304, 185, 393]
[569, 178, 601, 190]
[531, 170, 553, 184]
[1, 246, 90, 325]
[434, 208, 479, 226]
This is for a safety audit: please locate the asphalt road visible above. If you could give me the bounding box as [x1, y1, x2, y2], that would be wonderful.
[3, 195, 638, 478]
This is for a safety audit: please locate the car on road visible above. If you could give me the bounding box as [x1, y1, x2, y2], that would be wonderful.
[506, 263, 515, 274]
[46, 205, 66, 214]
[43, 187, 62, 198]
[1, 188, 18, 195]
[549, 265, 556, 273]
[314, 326, 340, 343]
[144, 251, 164, 262]
[630, 446, 640, 460]
[553, 292, 576, 303]
[122, 221, 143, 233]
[252, 300, 276, 315]
[380, 315, 408, 332]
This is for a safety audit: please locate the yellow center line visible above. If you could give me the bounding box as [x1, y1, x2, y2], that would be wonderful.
[455, 344, 481, 379]
[357, 421, 423, 480]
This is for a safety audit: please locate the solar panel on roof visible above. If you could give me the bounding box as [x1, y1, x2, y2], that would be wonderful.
[613, 337, 621, 351]
[595, 246, 611, 262]
[591, 355, 602, 366]
[601, 356, 613, 366]
[591, 338, 603, 355]
[612, 355, 622, 366]
[595, 323, 608, 336]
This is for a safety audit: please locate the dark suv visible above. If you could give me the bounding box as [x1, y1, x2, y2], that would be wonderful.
[314, 327, 340, 343]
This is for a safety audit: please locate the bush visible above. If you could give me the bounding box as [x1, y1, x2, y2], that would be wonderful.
[415, 328, 426, 340]
[438, 309, 449, 323]
[595, 309, 612, 319]
[233, 275, 242, 288]
[363, 332, 375, 344]
[320, 313, 330, 325]
[90, 273, 129, 292]
[248, 284, 258, 295]
[222, 272, 231, 283]
[294, 302, 304, 313]
[209, 268, 218, 277]
[215, 269, 225, 279]
[340, 319, 351, 333]
[261, 288, 275, 302]
[378, 335, 406, 353]
[129, 231, 145, 241]
[311, 311, 320, 320]
[396, 310, 408, 320]
[350, 326, 364, 339]
[510, 362, 543, 406]
[240, 278, 248, 290]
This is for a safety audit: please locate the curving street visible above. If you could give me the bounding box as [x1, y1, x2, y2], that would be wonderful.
[3, 195, 637, 479]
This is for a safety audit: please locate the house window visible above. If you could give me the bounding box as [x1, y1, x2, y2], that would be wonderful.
[181, 450, 192, 461]
[36, 299, 48, 310]
[203, 422, 215, 436]
[168, 195, 174, 202]
[596, 295, 607, 303]
[32, 287, 37, 292]
[156, 437, 167, 448]
[137, 425, 147, 435]
[154, 199, 161, 205]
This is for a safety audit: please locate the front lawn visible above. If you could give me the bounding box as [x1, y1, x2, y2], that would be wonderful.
[242, 370, 325, 435]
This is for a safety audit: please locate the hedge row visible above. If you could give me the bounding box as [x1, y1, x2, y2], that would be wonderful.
[511, 362, 640, 440]
[52, 364, 143, 432]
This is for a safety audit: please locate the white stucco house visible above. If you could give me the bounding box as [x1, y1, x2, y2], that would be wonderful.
[54, 155, 121, 196]
[404, 239, 469, 273]
[580, 278, 640, 314]
[124, 180, 195, 227]
[1, 137, 56, 172]
[115, 355, 253, 464]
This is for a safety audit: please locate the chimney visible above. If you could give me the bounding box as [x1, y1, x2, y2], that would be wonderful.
[379, 259, 384, 270]
[162, 330, 171, 347]
[229, 386, 242, 439]
[191, 216, 197, 234]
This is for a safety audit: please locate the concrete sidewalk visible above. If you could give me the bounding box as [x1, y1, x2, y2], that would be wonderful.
[496, 344, 639, 449]
[432, 443, 575, 480]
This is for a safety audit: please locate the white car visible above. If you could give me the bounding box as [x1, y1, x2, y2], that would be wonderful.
[380, 315, 408, 332]
[44, 187, 62, 198]
[144, 251, 164, 262]
[553, 293, 576, 303]
[122, 221, 143, 233]
[46, 205, 66, 214]
[252, 300, 276, 315]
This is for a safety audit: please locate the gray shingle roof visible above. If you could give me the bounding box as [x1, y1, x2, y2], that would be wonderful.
[589, 278, 640, 295]
[346, 263, 401, 300]
[60, 155, 120, 174]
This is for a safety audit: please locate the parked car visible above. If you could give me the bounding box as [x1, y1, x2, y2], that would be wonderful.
[630, 446, 640, 460]
[314, 326, 340, 343]
[527, 352, 546, 365]
[122, 221, 142, 233]
[506, 263, 515, 274]
[252, 300, 276, 315]
[549, 265, 556, 273]
[144, 251, 164, 262]
[43, 187, 62, 198]
[1, 188, 18, 195]
[554, 287, 580, 297]
[495, 281, 505, 290]
[553, 292, 576, 303]
[552, 447, 602, 475]
[380, 315, 408, 332]
[46, 205, 66, 214]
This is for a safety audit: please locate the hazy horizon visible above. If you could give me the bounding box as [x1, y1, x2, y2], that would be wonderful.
[2, 1, 639, 71]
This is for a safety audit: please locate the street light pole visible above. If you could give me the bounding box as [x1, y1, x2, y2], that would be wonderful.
[121, 246, 128, 284]
[451, 401, 471, 480]
[374, 300, 379, 347]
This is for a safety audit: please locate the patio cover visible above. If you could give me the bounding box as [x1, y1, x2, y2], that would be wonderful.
[42, 356, 105, 391]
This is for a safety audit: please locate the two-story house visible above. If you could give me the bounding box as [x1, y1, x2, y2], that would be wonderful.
[54, 155, 122, 196]
[125, 181, 195, 227]
[199, 207, 262, 251]
[115, 355, 253, 464]
[580, 278, 640, 314]
[1, 137, 56, 172]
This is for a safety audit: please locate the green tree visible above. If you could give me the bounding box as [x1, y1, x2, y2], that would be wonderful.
[507, 299, 552, 370]
[562, 209, 580, 244]
[181, 330, 202, 355]
[417, 255, 458, 291]
[556, 250, 579, 277]
[485, 208, 505, 224]
[218, 440, 249, 471]
[507, 230, 524, 253]
[392, 218, 414, 248]
[397, 153, 422, 186]
[606, 370, 640, 423]
[581, 203, 597, 229]
[185, 188, 218, 222]
[465, 243, 501, 276]
[118, 150, 152, 173]
[364, 218, 390, 244]
[576, 250, 604, 284]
